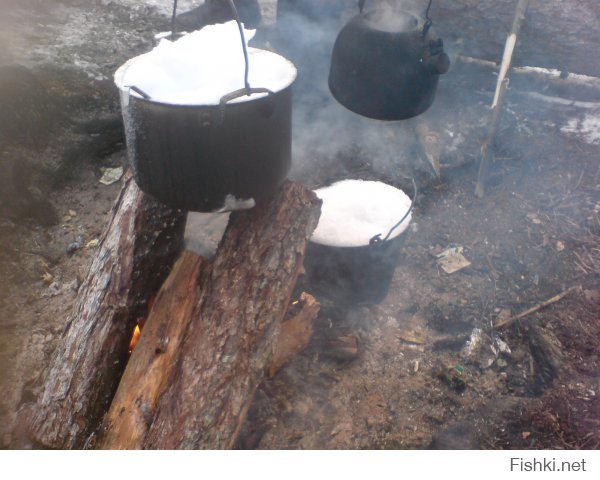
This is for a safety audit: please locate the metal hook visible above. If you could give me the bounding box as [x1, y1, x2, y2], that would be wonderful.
[369, 179, 418, 247]
[422, 0, 434, 37]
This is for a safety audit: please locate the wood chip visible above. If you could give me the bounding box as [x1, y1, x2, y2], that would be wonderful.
[397, 330, 426, 345]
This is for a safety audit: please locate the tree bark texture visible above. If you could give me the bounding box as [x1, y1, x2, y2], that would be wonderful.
[28, 172, 186, 449]
[98, 251, 204, 450]
[143, 181, 321, 449]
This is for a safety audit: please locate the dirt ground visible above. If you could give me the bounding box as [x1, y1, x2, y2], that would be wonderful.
[1, 0, 599, 450]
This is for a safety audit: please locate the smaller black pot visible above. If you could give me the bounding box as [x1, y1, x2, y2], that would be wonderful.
[328, 4, 449, 120]
[304, 232, 408, 306]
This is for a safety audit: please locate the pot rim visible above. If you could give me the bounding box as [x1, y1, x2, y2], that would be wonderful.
[114, 46, 297, 107]
[358, 8, 423, 34]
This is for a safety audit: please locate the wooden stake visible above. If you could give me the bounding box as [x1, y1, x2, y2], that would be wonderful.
[475, 0, 530, 198]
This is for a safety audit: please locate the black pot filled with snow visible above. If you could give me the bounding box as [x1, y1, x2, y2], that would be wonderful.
[304, 179, 414, 306]
[114, 20, 297, 212]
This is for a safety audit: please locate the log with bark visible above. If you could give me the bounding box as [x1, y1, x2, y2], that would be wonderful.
[27, 172, 186, 449]
[97, 251, 204, 450]
[142, 181, 321, 449]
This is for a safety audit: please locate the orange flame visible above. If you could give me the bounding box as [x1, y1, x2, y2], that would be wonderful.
[128, 324, 141, 353]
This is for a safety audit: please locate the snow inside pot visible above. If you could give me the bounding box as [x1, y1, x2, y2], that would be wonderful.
[304, 179, 414, 305]
[114, 20, 297, 212]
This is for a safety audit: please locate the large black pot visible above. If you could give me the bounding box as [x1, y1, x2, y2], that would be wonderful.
[116, 78, 294, 212]
[329, 1, 449, 120]
[304, 232, 407, 306]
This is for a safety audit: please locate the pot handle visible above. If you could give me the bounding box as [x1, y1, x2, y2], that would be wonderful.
[369, 179, 418, 246]
[218, 86, 275, 123]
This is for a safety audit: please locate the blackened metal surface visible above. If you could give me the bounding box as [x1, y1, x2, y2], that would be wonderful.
[304, 233, 407, 306]
[328, 9, 446, 120]
[122, 87, 293, 212]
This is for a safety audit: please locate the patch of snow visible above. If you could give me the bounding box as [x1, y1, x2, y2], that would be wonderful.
[311, 180, 412, 248]
[216, 194, 256, 212]
[115, 21, 296, 105]
[561, 112, 600, 145]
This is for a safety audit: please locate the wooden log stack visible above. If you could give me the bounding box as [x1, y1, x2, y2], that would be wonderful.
[26, 176, 321, 450]
[28, 173, 187, 449]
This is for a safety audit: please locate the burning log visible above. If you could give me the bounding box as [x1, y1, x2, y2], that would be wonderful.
[27, 172, 186, 449]
[143, 181, 321, 449]
[267, 292, 320, 378]
[97, 251, 204, 450]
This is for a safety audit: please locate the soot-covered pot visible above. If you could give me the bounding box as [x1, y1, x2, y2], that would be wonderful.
[115, 13, 297, 212]
[329, 0, 449, 120]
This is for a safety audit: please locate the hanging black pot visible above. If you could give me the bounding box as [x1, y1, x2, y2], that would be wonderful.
[328, 0, 449, 120]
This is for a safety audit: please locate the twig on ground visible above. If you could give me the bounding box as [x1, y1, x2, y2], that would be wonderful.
[495, 285, 582, 329]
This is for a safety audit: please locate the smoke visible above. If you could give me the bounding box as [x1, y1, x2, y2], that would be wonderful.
[254, 0, 438, 187]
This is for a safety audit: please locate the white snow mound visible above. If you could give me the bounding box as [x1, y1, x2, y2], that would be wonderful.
[311, 180, 413, 248]
[115, 21, 296, 105]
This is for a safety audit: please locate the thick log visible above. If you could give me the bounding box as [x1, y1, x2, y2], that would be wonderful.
[98, 251, 204, 450]
[143, 181, 321, 449]
[28, 172, 186, 449]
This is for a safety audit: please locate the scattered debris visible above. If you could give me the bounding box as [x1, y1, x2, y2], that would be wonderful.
[99, 166, 124, 185]
[41, 272, 53, 284]
[461, 328, 496, 368]
[315, 328, 360, 362]
[396, 330, 426, 345]
[583, 289, 600, 303]
[43, 281, 62, 298]
[435, 245, 471, 274]
[437, 364, 467, 393]
[85, 238, 100, 248]
[493, 334, 512, 355]
[66, 235, 85, 254]
[556, 240, 565, 252]
[526, 213, 542, 224]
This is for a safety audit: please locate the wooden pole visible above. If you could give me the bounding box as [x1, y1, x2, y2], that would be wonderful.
[475, 0, 530, 198]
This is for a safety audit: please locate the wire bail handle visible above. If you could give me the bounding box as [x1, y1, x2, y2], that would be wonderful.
[170, 0, 252, 93]
[369, 179, 418, 247]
